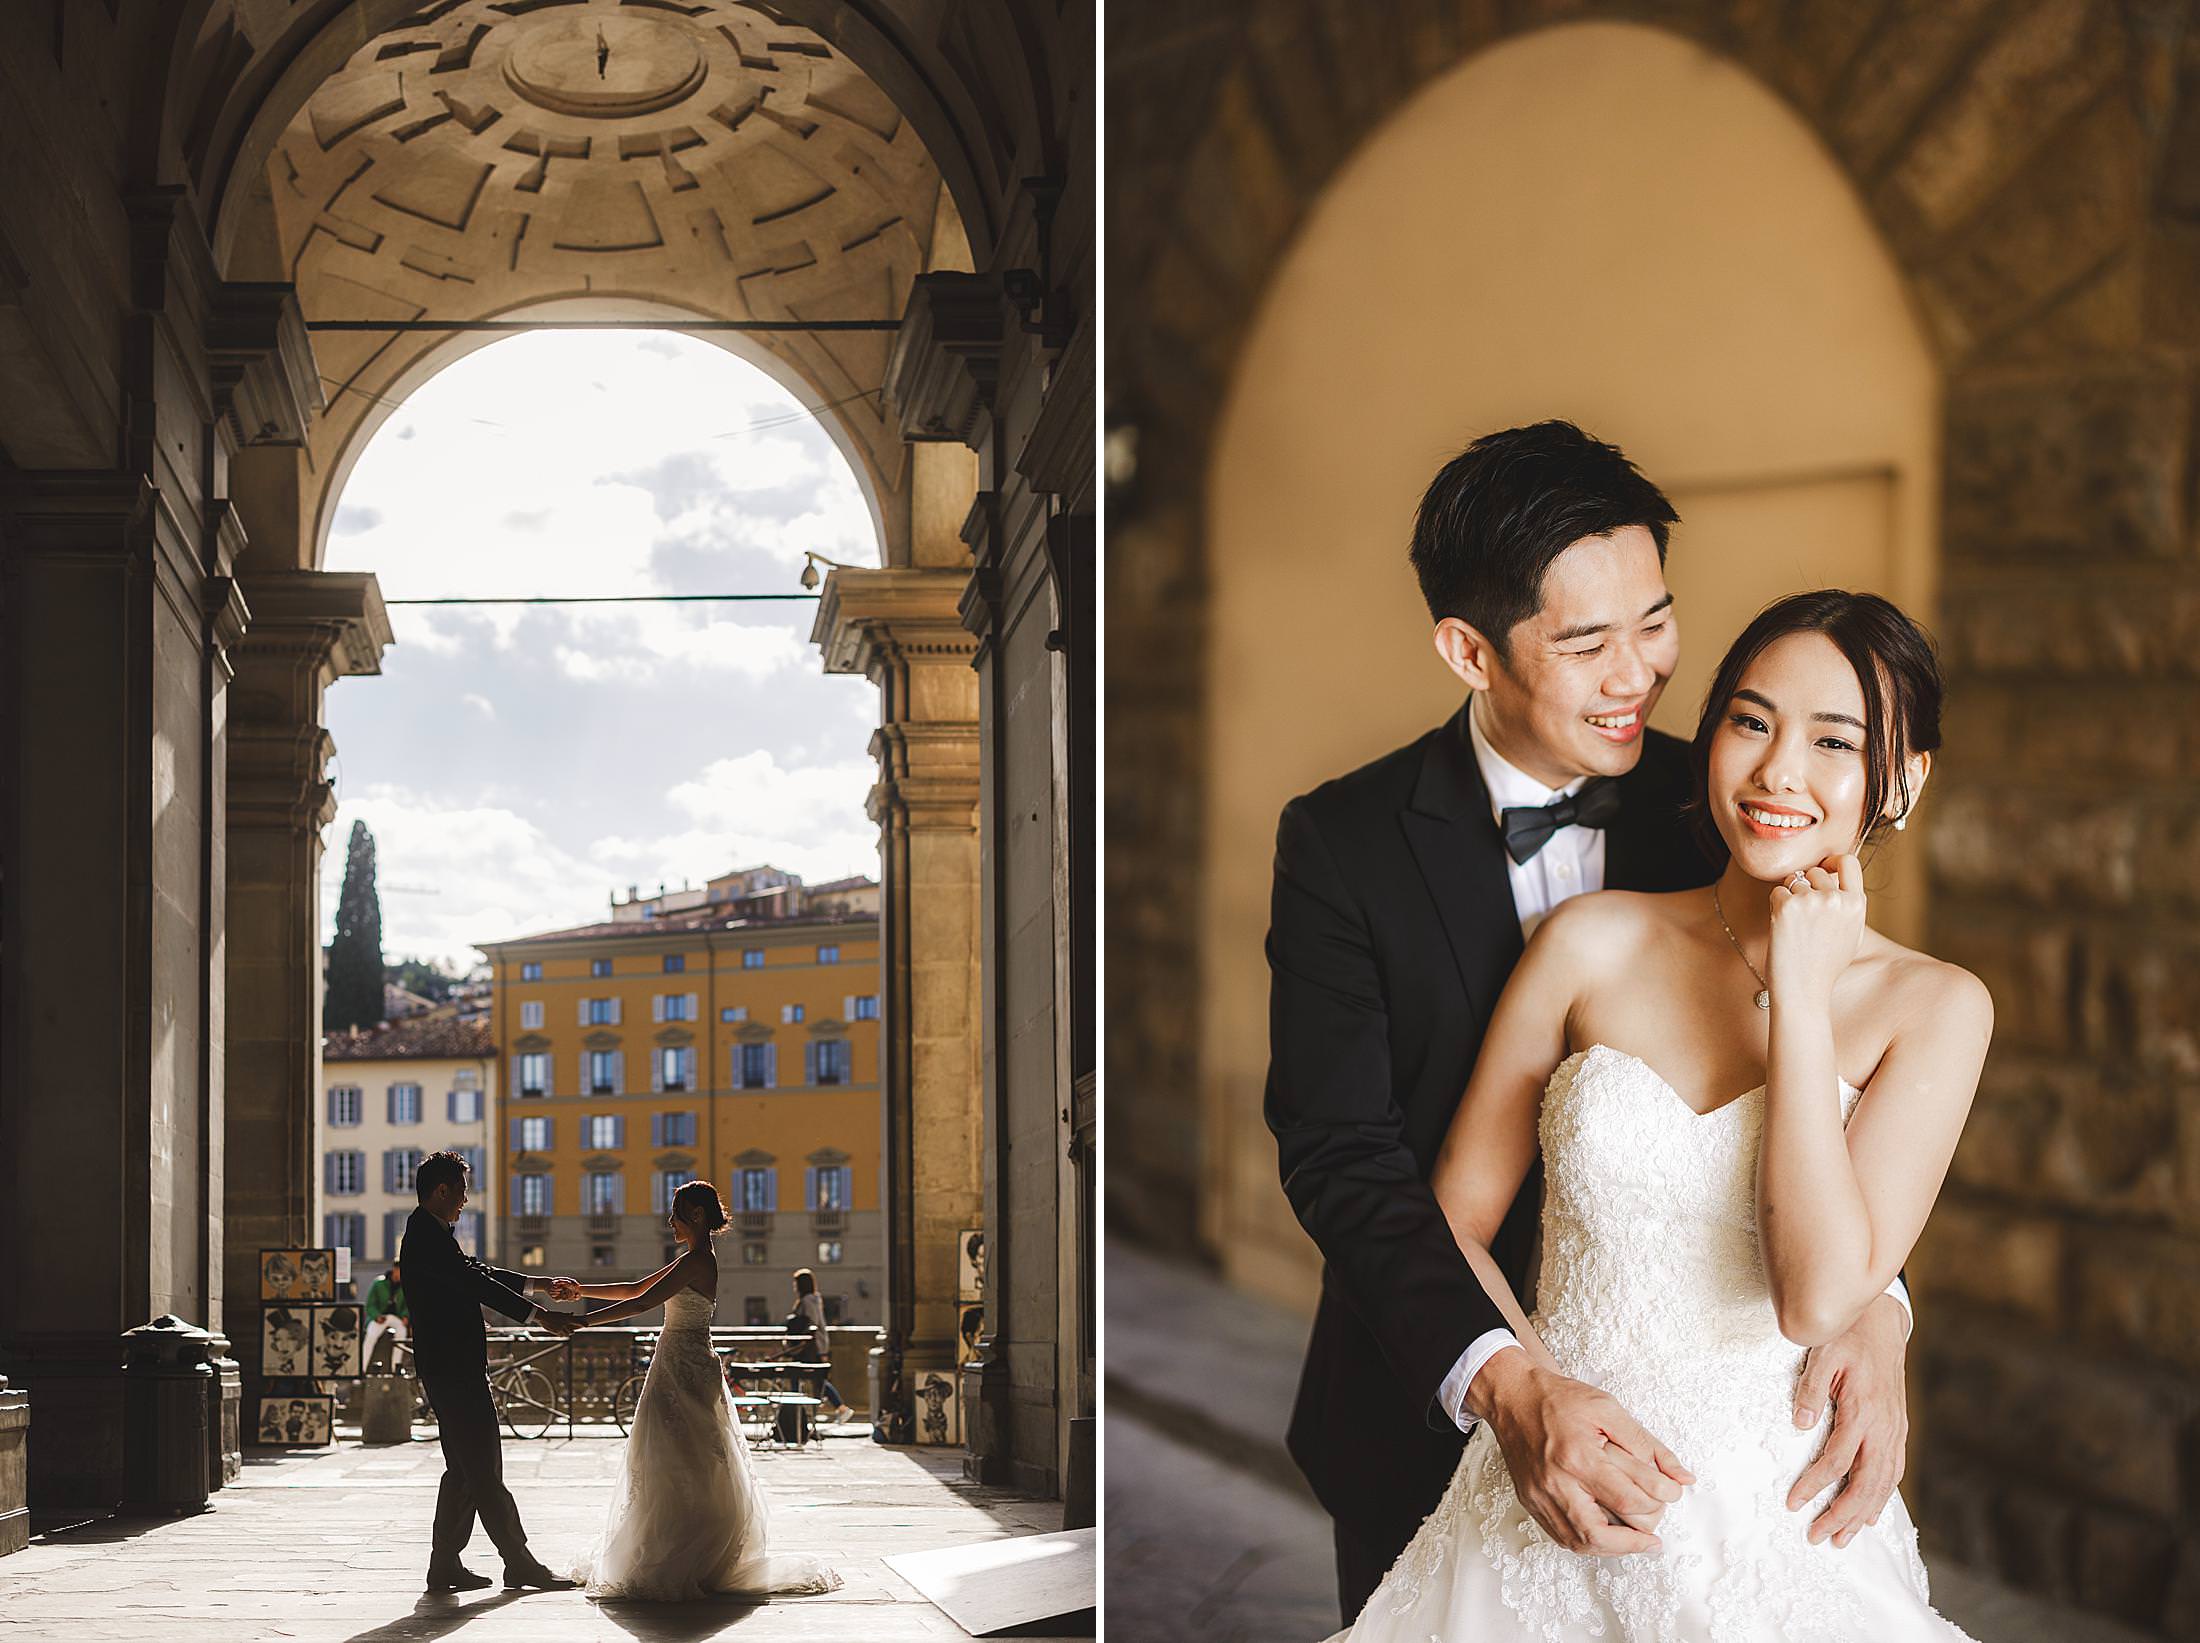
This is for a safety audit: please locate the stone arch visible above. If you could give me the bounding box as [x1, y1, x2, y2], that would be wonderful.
[1199, 16, 1942, 1297]
[297, 293, 893, 574]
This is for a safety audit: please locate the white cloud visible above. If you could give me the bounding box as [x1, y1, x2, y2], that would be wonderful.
[317, 332, 884, 969]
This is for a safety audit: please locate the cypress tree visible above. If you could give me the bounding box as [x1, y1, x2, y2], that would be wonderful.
[324, 820, 385, 1032]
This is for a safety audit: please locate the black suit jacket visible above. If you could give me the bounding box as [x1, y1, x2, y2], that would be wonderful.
[1264, 705, 1716, 1545]
[399, 1207, 536, 1378]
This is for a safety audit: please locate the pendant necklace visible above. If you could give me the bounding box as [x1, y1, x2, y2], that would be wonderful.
[1712, 882, 1772, 1010]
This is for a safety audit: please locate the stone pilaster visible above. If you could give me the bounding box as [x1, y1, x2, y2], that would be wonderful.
[222, 572, 389, 1418]
[812, 568, 981, 1443]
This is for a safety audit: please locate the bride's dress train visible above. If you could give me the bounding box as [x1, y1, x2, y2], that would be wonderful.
[1334, 1045, 1974, 1643]
[573, 1288, 840, 1600]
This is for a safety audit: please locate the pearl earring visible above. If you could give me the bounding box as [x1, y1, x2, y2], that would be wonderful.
[1893, 812, 1908, 832]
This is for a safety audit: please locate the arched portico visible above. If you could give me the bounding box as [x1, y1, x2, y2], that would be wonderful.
[0, 0, 1089, 1525]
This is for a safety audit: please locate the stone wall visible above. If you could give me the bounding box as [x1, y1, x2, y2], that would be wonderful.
[1106, 1, 2200, 1632]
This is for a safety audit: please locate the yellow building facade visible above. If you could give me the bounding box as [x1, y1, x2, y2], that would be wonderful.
[480, 871, 883, 1326]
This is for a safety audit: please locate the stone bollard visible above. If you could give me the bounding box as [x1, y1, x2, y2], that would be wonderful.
[202, 1330, 242, 1490]
[120, 1316, 214, 1514]
[0, 1375, 26, 1554]
[361, 1375, 414, 1445]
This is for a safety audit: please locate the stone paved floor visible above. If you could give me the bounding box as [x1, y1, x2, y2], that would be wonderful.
[0, 1428, 1071, 1643]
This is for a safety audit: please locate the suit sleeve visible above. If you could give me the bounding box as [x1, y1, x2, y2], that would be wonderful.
[463, 1257, 537, 1325]
[1262, 796, 1508, 1419]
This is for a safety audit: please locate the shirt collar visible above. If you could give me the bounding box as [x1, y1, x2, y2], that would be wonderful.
[1467, 693, 1588, 825]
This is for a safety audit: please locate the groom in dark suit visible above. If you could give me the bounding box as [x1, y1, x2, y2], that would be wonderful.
[1265, 422, 1915, 1623]
[401, 1150, 580, 1593]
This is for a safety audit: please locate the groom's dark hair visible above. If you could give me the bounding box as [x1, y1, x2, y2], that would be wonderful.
[416, 1151, 469, 1199]
[1409, 421, 1678, 661]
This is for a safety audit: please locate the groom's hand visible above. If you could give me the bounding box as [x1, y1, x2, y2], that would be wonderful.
[1474, 1350, 1693, 1556]
[1786, 1292, 1908, 1547]
[533, 1308, 577, 1337]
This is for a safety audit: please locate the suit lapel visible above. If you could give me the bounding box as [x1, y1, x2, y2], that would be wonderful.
[1403, 703, 1523, 1026]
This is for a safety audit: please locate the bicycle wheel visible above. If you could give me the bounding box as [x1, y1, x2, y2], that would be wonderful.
[612, 1374, 645, 1435]
[498, 1367, 557, 1439]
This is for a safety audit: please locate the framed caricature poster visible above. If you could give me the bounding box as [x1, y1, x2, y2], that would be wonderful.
[958, 1229, 985, 1301]
[262, 1305, 313, 1376]
[312, 1303, 363, 1378]
[914, 1369, 960, 1447]
[256, 1395, 334, 1447]
[958, 1303, 984, 1366]
[260, 1248, 337, 1302]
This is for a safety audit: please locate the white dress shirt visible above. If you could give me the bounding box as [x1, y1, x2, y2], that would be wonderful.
[1436, 696, 1911, 1432]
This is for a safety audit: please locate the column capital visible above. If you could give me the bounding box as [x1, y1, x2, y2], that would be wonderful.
[235, 571, 392, 682]
[885, 272, 1007, 447]
[811, 566, 978, 682]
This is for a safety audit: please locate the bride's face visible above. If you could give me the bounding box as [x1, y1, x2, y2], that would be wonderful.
[1707, 631, 1888, 878]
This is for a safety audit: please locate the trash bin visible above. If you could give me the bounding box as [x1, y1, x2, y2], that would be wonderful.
[361, 1374, 414, 1444]
[120, 1315, 213, 1514]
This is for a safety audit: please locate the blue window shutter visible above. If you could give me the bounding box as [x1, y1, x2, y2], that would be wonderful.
[323, 1154, 336, 1193]
[613, 1115, 626, 1148]
[805, 1165, 817, 1208]
[545, 1116, 555, 1150]
[730, 1046, 744, 1091]
[804, 1042, 817, 1085]
[764, 1043, 777, 1089]
[650, 1113, 662, 1147]
[612, 1050, 625, 1094]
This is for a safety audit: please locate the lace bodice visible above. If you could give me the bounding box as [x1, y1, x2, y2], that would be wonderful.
[661, 1288, 715, 1330]
[1362, 1045, 1948, 1643]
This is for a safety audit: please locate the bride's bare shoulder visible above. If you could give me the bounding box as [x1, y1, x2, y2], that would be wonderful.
[1868, 936, 1994, 1036]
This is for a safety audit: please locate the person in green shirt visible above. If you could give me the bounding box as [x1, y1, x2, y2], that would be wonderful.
[364, 1264, 409, 1372]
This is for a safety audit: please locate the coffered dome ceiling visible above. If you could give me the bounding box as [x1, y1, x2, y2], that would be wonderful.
[269, 0, 961, 541]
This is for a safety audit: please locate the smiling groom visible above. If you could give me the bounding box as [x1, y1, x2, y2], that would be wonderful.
[1263, 422, 1914, 1624]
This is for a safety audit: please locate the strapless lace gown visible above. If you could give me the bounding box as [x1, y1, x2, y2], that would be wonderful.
[572, 1289, 840, 1601]
[1332, 1045, 1973, 1643]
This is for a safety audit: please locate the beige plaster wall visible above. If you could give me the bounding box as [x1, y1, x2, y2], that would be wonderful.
[1201, 21, 1939, 1307]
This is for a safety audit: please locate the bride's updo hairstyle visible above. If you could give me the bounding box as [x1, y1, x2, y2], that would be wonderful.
[671, 1179, 728, 1234]
[1688, 590, 1943, 866]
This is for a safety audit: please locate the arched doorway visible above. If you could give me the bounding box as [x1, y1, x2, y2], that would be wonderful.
[1201, 21, 1938, 1305]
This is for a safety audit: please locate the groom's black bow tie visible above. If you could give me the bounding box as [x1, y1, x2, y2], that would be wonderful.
[1501, 777, 1622, 865]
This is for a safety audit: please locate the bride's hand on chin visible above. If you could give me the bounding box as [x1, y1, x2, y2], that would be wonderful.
[1766, 853, 1866, 1008]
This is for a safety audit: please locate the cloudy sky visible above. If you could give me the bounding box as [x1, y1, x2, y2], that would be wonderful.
[319, 331, 882, 972]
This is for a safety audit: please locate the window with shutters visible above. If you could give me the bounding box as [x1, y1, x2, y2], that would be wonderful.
[388, 1083, 423, 1125]
[734, 1167, 777, 1212]
[584, 1172, 622, 1214]
[813, 1040, 852, 1086]
[781, 1003, 804, 1024]
[663, 954, 685, 973]
[655, 1110, 697, 1148]
[589, 1049, 619, 1094]
[652, 1168, 697, 1213]
[518, 1052, 549, 1097]
[448, 1086, 482, 1124]
[852, 995, 879, 1021]
[453, 1211, 484, 1256]
[452, 1145, 485, 1180]
[521, 961, 543, 981]
[385, 1148, 425, 1194]
[382, 1210, 408, 1260]
[736, 1042, 772, 1090]
[591, 958, 612, 977]
[817, 1240, 844, 1265]
[520, 1000, 544, 1030]
[325, 1212, 366, 1264]
[327, 1150, 366, 1195]
[656, 993, 695, 1022]
[516, 1174, 553, 1216]
[518, 1116, 552, 1152]
[583, 1114, 622, 1150]
[817, 944, 840, 965]
[741, 948, 764, 969]
[806, 1165, 852, 1212]
[327, 1085, 364, 1126]
[658, 1045, 691, 1092]
[585, 997, 616, 1025]
[720, 1005, 747, 1023]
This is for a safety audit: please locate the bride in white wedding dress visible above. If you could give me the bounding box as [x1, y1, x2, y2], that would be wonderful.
[1333, 593, 1991, 1643]
[562, 1181, 839, 1601]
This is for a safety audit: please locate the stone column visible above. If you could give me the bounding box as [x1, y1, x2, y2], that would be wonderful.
[0, 467, 249, 1510]
[812, 569, 981, 1441]
[222, 573, 390, 1417]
